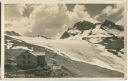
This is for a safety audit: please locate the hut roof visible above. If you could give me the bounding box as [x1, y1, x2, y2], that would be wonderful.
[23, 51, 45, 56]
[17, 50, 45, 58]
[32, 51, 45, 56]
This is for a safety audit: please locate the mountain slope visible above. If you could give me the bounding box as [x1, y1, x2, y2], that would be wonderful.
[5, 35, 124, 77]
[60, 20, 124, 57]
[4, 19, 124, 78]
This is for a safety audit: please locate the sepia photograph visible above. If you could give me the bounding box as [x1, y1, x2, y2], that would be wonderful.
[0, 2, 1, 79]
[4, 3, 125, 78]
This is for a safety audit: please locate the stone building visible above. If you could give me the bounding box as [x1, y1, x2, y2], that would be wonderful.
[16, 51, 46, 69]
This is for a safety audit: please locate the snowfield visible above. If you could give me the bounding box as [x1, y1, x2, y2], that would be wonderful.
[10, 36, 124, 74]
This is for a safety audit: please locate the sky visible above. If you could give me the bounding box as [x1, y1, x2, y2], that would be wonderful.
[5, 4, 125, 38]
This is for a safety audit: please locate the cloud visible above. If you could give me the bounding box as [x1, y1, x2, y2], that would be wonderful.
[5, 17, 31, 35]
[4, 4, 99, 38]
[68, 5, 99, 25]
[24, 4, 98, 38]
[5, 4, 31, 35]
[24, 4, 69, 38]
[5, 4, 124, 38]
[22, 4, 34, 18]
[5, 4, 26, 21]
[95, 4, 124, 24]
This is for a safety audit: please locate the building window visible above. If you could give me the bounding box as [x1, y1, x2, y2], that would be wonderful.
[23, 55, 25, 59]
[28, 60, 30, 64]
[28, 54, 30, 59]
[23, 60, 25, 65]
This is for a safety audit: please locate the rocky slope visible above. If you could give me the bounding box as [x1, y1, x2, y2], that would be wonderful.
[5, 31, 21, 36]
[60, 20, 124, 57]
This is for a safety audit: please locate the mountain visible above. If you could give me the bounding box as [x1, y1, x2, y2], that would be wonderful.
[101, 20, 124, 31]
[5, 31, 21, 36]
[60, 20, 96, 39]
[4, 19, 124, 78]
[5, 35, 124, 77]
[60, 20, 124, 57]
[60, 20, 124, 39]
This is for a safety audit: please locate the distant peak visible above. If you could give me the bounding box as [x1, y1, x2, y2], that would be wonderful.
[101, 20, 124, 31]
[102, 20, 115, 27]
[73, 20, 95, 31]
[5, 31, 21, 36]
